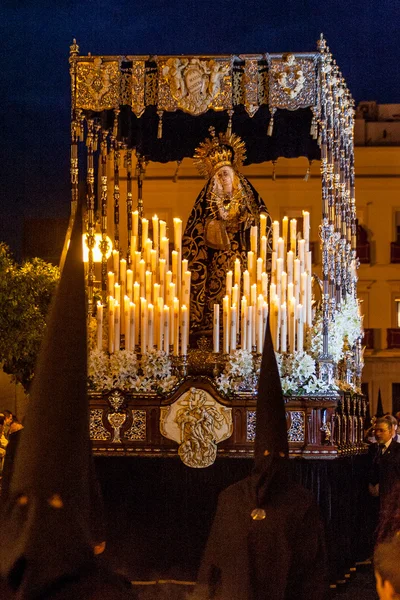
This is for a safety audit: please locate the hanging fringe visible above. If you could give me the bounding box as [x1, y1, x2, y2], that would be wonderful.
[226, 110, 234, 137]
[173, 160, 182, 183]
[304, 160, 312, 181]
[267, 107, 276, 137]
[113, 109, 120, 138]
[157, 111, 164, 139]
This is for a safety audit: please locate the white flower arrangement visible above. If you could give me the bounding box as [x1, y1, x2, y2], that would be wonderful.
[306, 296, 363, 364]
[109, 350, 139, 390]
[88, 349, 113, 391]
[216, 349, 257, 395]
[137, 349, 178, 393]
[276, 351, 336, 396]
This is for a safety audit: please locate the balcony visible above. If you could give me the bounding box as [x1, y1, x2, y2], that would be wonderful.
[362, 328, 374, 350]
[356, 242, 370, 264]
[387, 328, 400, 349]
[390, 242, 400, 264]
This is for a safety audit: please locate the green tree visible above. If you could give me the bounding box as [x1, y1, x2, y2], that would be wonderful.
[0, 243, 60, 392]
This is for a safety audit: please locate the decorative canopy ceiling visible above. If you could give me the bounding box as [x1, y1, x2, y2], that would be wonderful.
[69, 36, 353, 164]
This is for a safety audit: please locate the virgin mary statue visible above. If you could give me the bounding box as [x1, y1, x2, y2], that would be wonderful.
[182, 128, 271, 340]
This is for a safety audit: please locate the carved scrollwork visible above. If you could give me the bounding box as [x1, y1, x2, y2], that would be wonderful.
[157, 57, 232, 116]
[287, 410, 305, 443]
[124, 410, 147, 441]
[90, 409, 111, 441]
[75, 57, 120, 111]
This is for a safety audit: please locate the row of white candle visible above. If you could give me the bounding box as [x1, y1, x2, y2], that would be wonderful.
[96, 214, 190, 355]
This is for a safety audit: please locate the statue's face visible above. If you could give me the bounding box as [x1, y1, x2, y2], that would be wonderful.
[215, 165, 234, 194]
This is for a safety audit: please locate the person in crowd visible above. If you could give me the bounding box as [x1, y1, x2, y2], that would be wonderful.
[368, 416, 400, 509]
[384, 414, 400, 443]
[0, 199, 136, 599]
[195, 320, 327, 600]
[0, 414, 8, 474]
[374, 482, 400, 600]
[3, 410, 14, 440]
[0, 420, 24, 503]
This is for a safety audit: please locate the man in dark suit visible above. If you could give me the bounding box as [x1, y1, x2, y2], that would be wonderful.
[368, 416, 400, 509]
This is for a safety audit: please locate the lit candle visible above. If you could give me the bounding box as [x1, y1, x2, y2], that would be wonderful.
[281, 271, 287, 303]
[271, 251, 277, 285]
[250, 226, 258, 256]
[108, 297, 114, 354]
[241, 296, 247, 350]
[277, 237, 285, 261]
[298, 239, 305, 272]
[300, 272, 307, 315]
[153, 282, 160, 306]
[124, 296, 130, 351]
[260, 213, 267, 239]
[140, 297, 148, 354]
[145, 238, 152, 269]
[260, 235, 267, 268]
[251, 283, 257, 307]
[152, 215, 159, 249]
[159, 258, 166, 301]
[114, 282, 121, 305]
[262, 301, 269, 347]
[129, 302, 135, 351]
[161, 237, 170, 271]
[243, 270, 250, 299]
[159, 220, 167, 241]
[148, 304, 154, 350]
[150, 249, 157, 275]
[232, 283, 239, 308]
[307, 273, 313, 326]
[172, 250, 178, 285]
[296, 304, 303, 351]
[230, 304, 237, 351]
[306, 251, 312, 274]
[173, 218, 182, 254]
[223, 296, 230, 354]
[290, 219, 297, 253]
[114, 301, 120, 352]
[294, 259, 300, 304]
[181, 305, 188, 356]
[182, 271, 191, 310]
[234, 258, 241, 286]
[280, 302, 287, 352]
[157, 296, 164, 350]
[112, 250, 120, 281]
[96, 302, 103, 351]
[226, 270, 233, 301]
[120, 259, 127, 335]
[133, 283, 140, 345]
[302, 210, 310, 251]
[256, 258, 263, 291]
[163, 305, 170, 353]
[247, 251, 255, 285]
[288, 297, 296, 353]
[213, 304, 220, 353]
[126, 269, 133, 300]
[256, 295, 263, 354]
[287, 251, 294, 285]
[272, 221, 279, 252]
[173, 297, 180, 356]
[130, 235, 137, 257]
[107, 271, 115, 298]
[287, 282, 294, 302]
[119, 258, 126, 286]
[139, 259, 146, 298]
[145, 271, 152, 303]
[141, 218, 148, 250]
[261, 272, 269, 298]
[247, 305, 253, 352]
[282, 216, 288, 251]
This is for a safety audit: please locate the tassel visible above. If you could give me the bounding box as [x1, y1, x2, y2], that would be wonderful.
[157, 111, 163, 139]
[173, 160, 182, 183]
[304, 160, 312, 182]
[267, 107, 276, 137]
[226, 110, 234, 137]
[113, 109, 120, 138]
[272, 160, 277, 181]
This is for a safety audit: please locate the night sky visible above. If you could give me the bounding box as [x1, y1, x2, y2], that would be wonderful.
[1, 0, 399, 257]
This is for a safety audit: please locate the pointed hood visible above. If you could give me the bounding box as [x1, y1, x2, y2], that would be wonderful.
[252, 318, 289, 508]
[376, 389, 384, 418]
[0, 199, 96, 597]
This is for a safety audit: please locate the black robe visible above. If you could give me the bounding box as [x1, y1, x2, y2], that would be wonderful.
[368, 439, 400, 508]
[196, 475, 327, 600]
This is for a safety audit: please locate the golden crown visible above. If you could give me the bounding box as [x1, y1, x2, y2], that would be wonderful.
[193, 127, 247, 179]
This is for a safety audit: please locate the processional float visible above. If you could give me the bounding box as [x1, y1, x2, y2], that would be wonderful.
[68, 36, 366, 467]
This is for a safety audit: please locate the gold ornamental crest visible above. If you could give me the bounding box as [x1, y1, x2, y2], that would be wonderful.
[160, 387, 233, 468]
[157, 57, 232, 116]
[75, 57, 121, 111]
